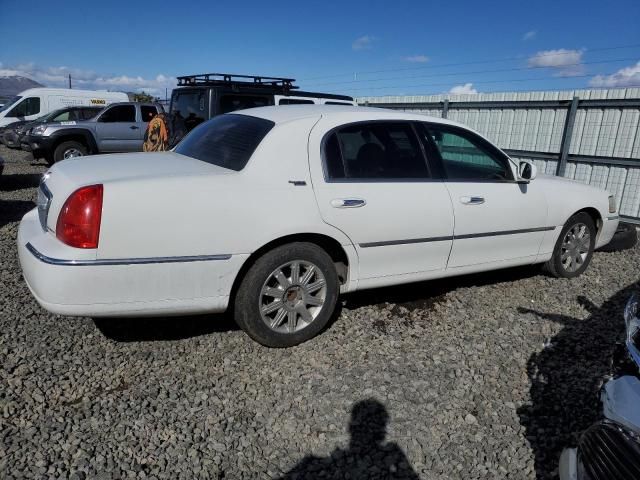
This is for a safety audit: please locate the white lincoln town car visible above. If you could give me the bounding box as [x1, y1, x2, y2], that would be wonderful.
[18, 105, 619, 347]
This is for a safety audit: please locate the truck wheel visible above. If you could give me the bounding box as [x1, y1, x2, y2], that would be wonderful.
[233, 243, 339, 348]
[53, 141, 87, 163]
[544, 212, 596, 278]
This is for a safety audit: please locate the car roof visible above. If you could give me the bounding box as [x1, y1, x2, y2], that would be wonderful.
[235, 104, 465, 128]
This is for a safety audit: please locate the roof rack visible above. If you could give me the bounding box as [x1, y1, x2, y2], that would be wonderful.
[176, 73, 298, 91]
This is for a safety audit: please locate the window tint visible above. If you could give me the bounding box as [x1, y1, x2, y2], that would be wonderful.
[424, 126, 512, 181]
[174, 114, 274, 171]
[52, 110, 71, 122]
[99, 105, 136, 123]
[171, 90, 208, 131]
[325, 101, 352, 105]
[324, 122, 429, 180]
[140, 106, 157, 122]
[0, 96, 21, 113]
[7, 97, 40, 117]
[80, 108, 102, 120]
[279, 98, 314, 105]
[220, 95, 270, 113]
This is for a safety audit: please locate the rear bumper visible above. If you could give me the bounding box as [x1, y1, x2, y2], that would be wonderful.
[18, 209, 246, 317]
[596, 215, 619, 249]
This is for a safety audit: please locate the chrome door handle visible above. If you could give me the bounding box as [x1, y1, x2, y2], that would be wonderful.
[460, 196, 485, 205]
[331, 198, 366, 208]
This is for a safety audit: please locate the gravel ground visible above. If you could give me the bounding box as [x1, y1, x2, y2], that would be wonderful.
[1, 144, 639, 479]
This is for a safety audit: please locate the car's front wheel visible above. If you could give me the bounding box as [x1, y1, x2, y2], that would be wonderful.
[53, 141, 87, 163]
[544, 212, 596, 278]
[234, 242, 339, 347]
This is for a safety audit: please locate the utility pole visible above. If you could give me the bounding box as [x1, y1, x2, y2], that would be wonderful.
[68, 74, 72, 89]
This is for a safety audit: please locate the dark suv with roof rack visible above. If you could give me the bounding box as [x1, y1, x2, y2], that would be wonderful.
[147, 73, 355, 150]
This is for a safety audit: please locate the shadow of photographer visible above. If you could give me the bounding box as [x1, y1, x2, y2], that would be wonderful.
[279, 399, 419, 480]
[517, 284, 637, 479]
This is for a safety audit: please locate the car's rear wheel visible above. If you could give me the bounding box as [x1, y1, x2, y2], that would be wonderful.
[53, 141, 87, 163]
[234, 242, 339, 347]
[544, 212, 596, 278]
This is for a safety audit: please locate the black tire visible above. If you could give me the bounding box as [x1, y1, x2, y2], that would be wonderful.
[544, 212, 596, 278]
[53, 141, 87, 163]
[598, 222, 637, 252]
[234, 242, 339, 348]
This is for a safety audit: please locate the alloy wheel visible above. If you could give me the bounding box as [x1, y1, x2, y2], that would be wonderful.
[259, 261, 327, 334]
[63, 148, 84, 159]
[561, 222, 591, 273]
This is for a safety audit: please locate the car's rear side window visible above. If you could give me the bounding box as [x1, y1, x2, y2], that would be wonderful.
[323, 122, 430, 180]
[99, 105, 136, 123]
[220, 94, 271, 113]
[279, 98, 314, 105]
[140, 106, 158, 122]
[174, 114, 275, 171]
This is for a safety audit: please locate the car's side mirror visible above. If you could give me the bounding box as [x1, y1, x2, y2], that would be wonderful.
[518, 160, 537, 182]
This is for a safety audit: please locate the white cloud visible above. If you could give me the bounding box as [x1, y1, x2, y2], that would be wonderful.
[404, 55, 429, 63]
[522, 30, 537, 41]
[527, 48, 585, 76]
[590, 61, 640, 88]
[0, 62, 175, 96]
[352, 35, 375, 51]
[448, 83, 478, 95]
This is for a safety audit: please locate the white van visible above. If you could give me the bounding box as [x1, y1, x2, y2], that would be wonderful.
[0, 88, 128, 127]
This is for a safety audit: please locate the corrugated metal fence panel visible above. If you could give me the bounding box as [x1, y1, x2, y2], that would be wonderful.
[359, 88, 640, 221]
[359, 88, 640, 159]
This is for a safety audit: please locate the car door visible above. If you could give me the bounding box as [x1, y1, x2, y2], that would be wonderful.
[420, 123, 548, 269]
[94, 104, 140, 152]
[309, 119, 454, 285]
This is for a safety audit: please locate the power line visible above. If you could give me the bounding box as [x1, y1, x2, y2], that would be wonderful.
[299, 43, 640, 82]
[304, 57, 639, 88]
[356, 83, 640, 99]
[332, 69, 636, 94]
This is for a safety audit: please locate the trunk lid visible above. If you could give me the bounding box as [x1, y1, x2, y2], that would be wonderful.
[39, 151, 233, 232]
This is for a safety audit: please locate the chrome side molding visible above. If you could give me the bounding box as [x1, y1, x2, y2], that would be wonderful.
[26, 242, 231, 266]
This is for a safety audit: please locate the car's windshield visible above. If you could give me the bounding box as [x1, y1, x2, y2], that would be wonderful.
[0, 96, 21, 113]
[174, 114, 274, 171]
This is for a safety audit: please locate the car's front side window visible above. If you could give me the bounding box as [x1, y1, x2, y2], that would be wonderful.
[423, 125, 512, 181]
[51, 110, 71, 122]
[6, 97, 41, 118]
[324, 122, 430, 181]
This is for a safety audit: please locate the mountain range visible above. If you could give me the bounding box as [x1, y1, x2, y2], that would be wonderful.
[0, 75, 44, 100]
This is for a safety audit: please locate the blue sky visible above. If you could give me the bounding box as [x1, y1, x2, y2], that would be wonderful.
[1, 0, 639, 98]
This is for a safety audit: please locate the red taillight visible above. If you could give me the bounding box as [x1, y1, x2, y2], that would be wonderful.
[56, 184, 103, 249]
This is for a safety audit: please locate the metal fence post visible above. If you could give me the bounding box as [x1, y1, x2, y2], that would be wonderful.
[557, 96, 579, 176]
[442, 99, 449, 119]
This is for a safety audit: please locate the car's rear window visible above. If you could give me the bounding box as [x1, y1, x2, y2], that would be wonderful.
[174, 114, 275, 171]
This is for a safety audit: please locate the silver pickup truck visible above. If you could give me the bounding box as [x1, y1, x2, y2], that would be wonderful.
[25, 102, 163, 164]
